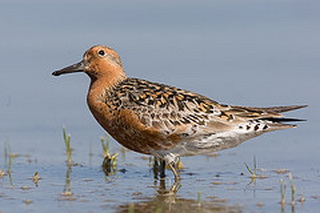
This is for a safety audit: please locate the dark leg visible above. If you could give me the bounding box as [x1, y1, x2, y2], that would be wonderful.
[159, 159, 166, 179]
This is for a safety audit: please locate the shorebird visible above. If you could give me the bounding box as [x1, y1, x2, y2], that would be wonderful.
[52, 45, 306, 180]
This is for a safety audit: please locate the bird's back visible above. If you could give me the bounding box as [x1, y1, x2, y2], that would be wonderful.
[89, 77, 306, 158]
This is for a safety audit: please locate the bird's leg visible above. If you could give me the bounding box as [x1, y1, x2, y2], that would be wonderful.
[168, 162, 181, 181]
[152, 157, 159, 180]
[159, 159, 166, 179]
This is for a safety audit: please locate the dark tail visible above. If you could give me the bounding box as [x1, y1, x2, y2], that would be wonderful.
[258, 117, 306, 123]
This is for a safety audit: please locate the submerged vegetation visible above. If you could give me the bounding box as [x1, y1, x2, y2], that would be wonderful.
[280, 178, 286, 207]
[100, 135, 118, 176]
[244, 156, 258, 179]
[62, 127, 73, 165]
[280, 173, 300, 211]
[288, 173, 296, 206]
[32, 171, 41, 187]
[3, 141, 19, 185]
[244, 156, 267, 182]
[0, 129, 311, 212]
[244, 156, 268, 188]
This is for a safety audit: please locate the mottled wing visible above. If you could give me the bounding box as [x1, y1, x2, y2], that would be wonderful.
[111, 78, 222, 135]
[110, 78, 306, 139]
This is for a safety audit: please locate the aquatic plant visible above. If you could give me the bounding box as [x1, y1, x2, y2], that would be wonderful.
[32, 171, 41, 187]
[244, 156, 267, 181]
[288, 173, 296, 206]
[197, 191, 202, 208]
[7, 153, 18, 185]
[100, 135, 110, 157]
[62, 127, 73, 165]
[100, 135, 118, 176]
[280, 179, 286, 207]
[244, 156, 257, 179]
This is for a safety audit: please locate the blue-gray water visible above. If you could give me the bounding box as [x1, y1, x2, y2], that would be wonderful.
[1, 0, 319, 212]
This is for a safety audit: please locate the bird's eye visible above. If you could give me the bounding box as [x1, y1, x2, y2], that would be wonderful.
[98, 50, 105, 56]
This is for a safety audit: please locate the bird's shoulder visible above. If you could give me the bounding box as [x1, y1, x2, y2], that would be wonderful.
[110, 78, 219, 113]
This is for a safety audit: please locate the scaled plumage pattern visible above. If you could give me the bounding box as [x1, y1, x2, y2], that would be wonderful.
[53, 45, 306, 180]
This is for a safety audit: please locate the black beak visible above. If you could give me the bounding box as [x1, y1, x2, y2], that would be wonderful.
[52, 61, 86, 76]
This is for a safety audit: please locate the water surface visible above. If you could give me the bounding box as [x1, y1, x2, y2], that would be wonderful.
[1, 0, 319, 212]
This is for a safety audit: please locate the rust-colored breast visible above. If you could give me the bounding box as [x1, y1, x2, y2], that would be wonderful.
[87, 77, 221, 154]
[90, 99, 179, 154]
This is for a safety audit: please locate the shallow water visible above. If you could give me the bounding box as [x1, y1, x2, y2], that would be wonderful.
[1, 0, 319, 212]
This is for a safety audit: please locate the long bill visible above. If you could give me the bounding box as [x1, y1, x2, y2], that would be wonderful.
[52, 60, 86, 76]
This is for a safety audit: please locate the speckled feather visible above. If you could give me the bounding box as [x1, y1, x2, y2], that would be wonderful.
[99, 77, 305, 161]
[53, 45, 306, 165]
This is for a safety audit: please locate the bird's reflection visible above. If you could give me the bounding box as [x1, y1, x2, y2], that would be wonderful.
[100, 158, 243, 213]
[119, 173, 243, 212]
[116, 190, 243, 213]
[155, 178, 181, 196]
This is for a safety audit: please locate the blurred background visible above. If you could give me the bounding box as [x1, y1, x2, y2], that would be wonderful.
[1, 0, 317, 133]
[0, 0, 319, 211]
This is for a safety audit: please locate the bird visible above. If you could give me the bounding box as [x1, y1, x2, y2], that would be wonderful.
[52, 45, 306, 180]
